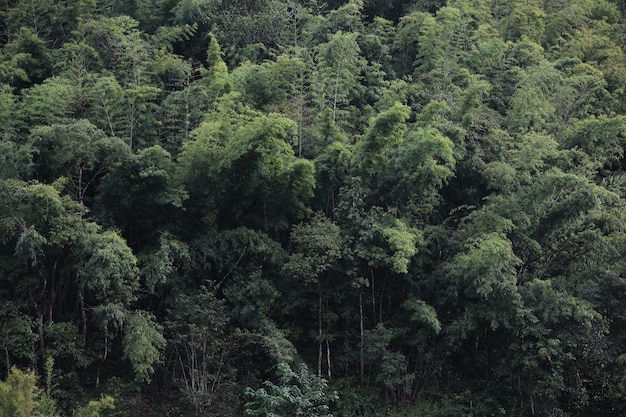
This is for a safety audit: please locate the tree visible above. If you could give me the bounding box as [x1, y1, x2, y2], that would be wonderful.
[166, 287, 234, 416]
[18, 77, 77, 126]
[73, 395, 115, 417]
[561, 115, 626, 172]
[178, 110, 314, 234]
[94, 145, 186, 248]
[353, 102, 410, 181]
[30, 120, 129, 206]
[244, 362, 337, 417]
[158, 34, 232, 154]
[0, 27, 51, 89]
[392, 11, 431, 78]
[334, 177, 421, 386]
[74, 16, 163, 148]
[282, 213, 342, 379]
[0, 85, 33, 180]
[51, 42, 103, 118]
[0, 177, 162, 390]
[313, 31, 365, 126]
[2, 0, 626, 414]
[497, 0, 546, 43]
[122, 311, 165, 384]
[383, 123, 456, 221]
[0, 366, 58, 417]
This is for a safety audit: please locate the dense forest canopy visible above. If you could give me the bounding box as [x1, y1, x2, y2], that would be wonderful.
[2, 0, 626, 416]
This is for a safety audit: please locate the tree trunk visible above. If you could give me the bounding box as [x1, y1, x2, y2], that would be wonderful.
[326, 339, 331, 380]
[359, 289, 365, 386]
[79, 284, 87, 348]
[298, 74, 304, 157]
[371, 269, 376, 324]
[48, 260, 59, 324]
[333, 71, 339, 124]
[318, 285, 323, 377]
[28, 288, 46, 367]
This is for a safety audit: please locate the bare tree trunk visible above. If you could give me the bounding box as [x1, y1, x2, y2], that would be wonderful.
[183, 67, 191, 142]
[371, 269, 376, 324]
[326, 339, 331, 380]
[48, 260, 59, 324]
[29, 289, 46, 367]
[298, 77, 304, 157]
[333, 71, 339, 124]
[78, 166, 84, 205]
[318, 285, 323, 377]
[97, 90, 116, 137]
[79, 283, 87, 348]
[359, 289, 365, 386]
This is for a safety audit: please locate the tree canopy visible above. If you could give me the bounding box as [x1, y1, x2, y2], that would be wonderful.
[1, 0, 626, 416]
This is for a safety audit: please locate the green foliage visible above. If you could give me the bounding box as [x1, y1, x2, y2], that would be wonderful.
[562, 115, 626, 169]
[313, 31, 366, 126]
[446, 232, 520, 302]
[498, 0, 546, 43]
[122, 311, 165, 383]
[0, 27, 51, 87]
[283, 212, 343, 283]
[402, 299, 441, 334]
[355, 102, 410, 177]
[0, 367, 43, 417]
[94, 144, 186, 246]
[233, 55, 305, 114]
[179, 110, 314, 233]
[1, 0, 626, 415]
[73, 396, 115, 417]
[363, 324, 414, 401]
[244, 362, 337, 417]
[392, 11, 431, 77]
[0, 303, 37, 369]
[30, 119, 130, 204]
[166, 286, 233, 415]
[383, 123, 456, 220]
[384, 402, 439, 417]
[77, 228, 139, 307]
[18, 77, 78, 126]
[335, 177, 422, 276]
[0, 366, 60, 417]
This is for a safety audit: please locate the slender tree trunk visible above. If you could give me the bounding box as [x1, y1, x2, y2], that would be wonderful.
[318, 284, 323, 377]
[371, 269, 376, 324]
[79, 283, 87, 348]
[326, 339, 331, 380]
[36, 315, 45, 363]
[29, 288, 46, 367]
[359, 289, 365, 386]
[96, 363, 100, 389]
[103, 335, 108, 361]
[98, 90, 116, 137]
[48, 260, 59, 324]
[128, 96, 136, 149]
[78, 166, 84, 205]
[184, 69, 191, 142]
[333, 71, 339, 124]
[290, 0, 300, 49]
[298, 74, 305, 157]
[380, 273, 388, 323]
[211, 348, 226, 394]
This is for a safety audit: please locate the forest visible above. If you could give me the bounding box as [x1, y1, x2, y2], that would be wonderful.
[1, 0, 626, 415]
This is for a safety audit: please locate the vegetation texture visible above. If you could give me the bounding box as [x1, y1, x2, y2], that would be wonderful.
[1, 0, 626, 416]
